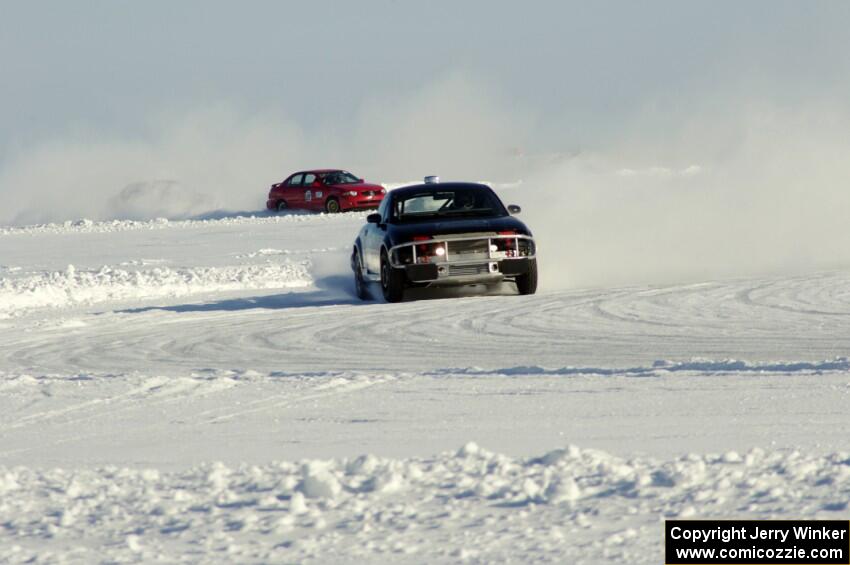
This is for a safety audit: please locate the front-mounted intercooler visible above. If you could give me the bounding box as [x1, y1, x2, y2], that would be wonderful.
[389, 233, 536, 283]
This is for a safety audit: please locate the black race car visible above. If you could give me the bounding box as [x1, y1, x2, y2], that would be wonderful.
[351, 178, 537, 302]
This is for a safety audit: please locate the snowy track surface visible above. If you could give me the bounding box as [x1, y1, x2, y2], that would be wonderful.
[1, 213, 849, 563]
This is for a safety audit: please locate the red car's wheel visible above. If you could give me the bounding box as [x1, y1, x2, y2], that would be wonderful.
[325, 197, 340, 214]
[276, 200, 288, 212]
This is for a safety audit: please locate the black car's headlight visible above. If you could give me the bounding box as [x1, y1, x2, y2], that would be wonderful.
[518, 239, 535, 257]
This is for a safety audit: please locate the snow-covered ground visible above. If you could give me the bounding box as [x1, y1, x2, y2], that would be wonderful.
[1, 212, 849, 563]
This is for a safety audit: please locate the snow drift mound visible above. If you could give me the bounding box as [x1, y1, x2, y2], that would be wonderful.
[0, 444, 847, 563]
[0, 209, 369, 236]
[0, 262, 311, 317]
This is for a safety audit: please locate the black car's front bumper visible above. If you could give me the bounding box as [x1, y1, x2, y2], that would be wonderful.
[388, 233, 536, 286]
[404, 257, 533, 285]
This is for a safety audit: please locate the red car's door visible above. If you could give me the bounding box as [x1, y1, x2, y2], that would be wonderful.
[301, 172, 322, 211]
[284, 173, 304, 209]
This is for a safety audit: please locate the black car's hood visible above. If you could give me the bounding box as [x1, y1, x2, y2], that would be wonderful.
[388, 215, 532, 244]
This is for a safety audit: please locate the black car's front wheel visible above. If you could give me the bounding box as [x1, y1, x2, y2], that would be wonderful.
[380, 250, 405, 303]
[353, 252, 371, 301]
[515, 258, 538, 295]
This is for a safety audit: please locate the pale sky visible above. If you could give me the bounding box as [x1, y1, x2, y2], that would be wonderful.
[3, 1, 849, 157]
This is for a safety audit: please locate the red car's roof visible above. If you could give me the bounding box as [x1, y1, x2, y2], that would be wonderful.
[301, 169, 343, 174]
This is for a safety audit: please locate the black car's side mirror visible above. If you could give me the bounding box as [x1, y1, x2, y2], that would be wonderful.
[366, 213, 382, 224]
[507, 204, 522, 215]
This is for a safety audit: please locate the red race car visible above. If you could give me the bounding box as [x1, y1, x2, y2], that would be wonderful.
[266, 169, 386, 214]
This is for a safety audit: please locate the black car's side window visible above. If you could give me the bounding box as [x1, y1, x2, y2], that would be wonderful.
[288, 174, 304, 186]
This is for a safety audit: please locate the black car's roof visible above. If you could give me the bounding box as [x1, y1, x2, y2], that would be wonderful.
[390, 182, 492, 198]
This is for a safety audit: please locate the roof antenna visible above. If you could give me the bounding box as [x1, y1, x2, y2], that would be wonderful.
[424, 175, 439, 184]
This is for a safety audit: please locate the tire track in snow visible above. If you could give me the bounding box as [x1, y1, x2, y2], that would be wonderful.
[0, 371, 398, 461]
[737, 274, 850, 317]
[2, 377, 175, 431]
[3, 272, 850, 375]
[201, 374, 396, 424]
[0, 375, 239, 433]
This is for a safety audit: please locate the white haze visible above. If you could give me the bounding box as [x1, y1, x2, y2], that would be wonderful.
[2, 76, 850, 289]
[524, 102, 850, 288]
[0, 76, 529, 224]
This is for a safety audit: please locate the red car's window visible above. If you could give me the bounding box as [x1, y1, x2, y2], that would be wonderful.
[288, 174, 304, 186]
[320, 171, 360, 185]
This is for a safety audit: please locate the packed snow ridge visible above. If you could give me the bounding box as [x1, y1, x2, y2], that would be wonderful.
[0, 211, 370, 237]
[435, 357, 850, 377]
[0, 262, 311, 316]
[1, 443, 848, 564]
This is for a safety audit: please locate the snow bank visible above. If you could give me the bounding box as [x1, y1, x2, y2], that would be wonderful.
[0, 262, 311, 316]
[0, 210, 368, 237]
[434, 357, 850, 377]
[0, 444, 847, 563]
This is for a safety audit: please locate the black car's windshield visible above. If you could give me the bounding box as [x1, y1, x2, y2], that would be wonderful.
[392, 187, 506, 222]
[319, 171, 360, 185]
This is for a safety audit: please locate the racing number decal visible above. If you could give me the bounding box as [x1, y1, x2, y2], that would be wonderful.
[305, 190, 312, 202]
